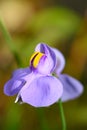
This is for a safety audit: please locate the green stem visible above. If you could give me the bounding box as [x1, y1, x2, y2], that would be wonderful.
[59, 100, 66, 130]
[0, 19, 22, 67]
[0, 19, 49, 130]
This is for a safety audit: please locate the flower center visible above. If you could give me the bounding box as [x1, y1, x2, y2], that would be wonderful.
[30, 52, 44, 68]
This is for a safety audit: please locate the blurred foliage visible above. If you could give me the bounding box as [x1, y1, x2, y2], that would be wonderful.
[0, 0, 87, 130]
[20, 7, 82, 65]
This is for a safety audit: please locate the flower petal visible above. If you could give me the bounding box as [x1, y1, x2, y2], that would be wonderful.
[35, 43, 57, 73]
[19, 76, 63, 107]
[4, 67, 31, 96]
[59, 74, 83, 102]
[4, 79, 26, 96]
[52, 48, 65, 75]
[36, 55, 53, 75]
[13, 67, 31, 78]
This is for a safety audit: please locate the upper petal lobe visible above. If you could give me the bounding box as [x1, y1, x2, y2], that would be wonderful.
[35, 43, 57, 73]
[52, 48, 65, 75]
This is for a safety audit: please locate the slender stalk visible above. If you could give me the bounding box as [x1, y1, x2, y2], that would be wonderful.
[58, 100, 66, 130]
[0, 19, 22, 67]
[0, 19, 23, 130]
[0, 19, 49, 130]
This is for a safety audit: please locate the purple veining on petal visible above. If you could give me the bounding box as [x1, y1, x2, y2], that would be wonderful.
[4, 78, 26, 96]
[52, 48, 65, 75]
[4, 67, 32, 96]
[19, 76, 63, 107]
[35, 43, 57, 73]
[36, 55, 51, 74]
[59, 74, 84, 102]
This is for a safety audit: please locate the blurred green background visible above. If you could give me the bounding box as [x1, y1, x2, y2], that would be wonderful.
[0, 0, 87, 130]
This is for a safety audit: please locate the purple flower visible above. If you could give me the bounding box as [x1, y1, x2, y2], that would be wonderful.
[53, 48, 83, 102]
[4, 43, 83, 107]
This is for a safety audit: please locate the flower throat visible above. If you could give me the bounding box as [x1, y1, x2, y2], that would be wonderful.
[30, 52, 44, 68]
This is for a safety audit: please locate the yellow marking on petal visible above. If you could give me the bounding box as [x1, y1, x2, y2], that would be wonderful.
[30, 52, 44, 68]
[30, 52, 39, 62]
[33, 52, 44, 68]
